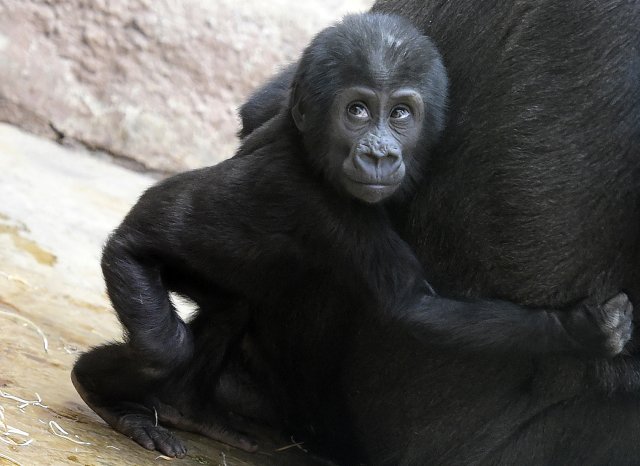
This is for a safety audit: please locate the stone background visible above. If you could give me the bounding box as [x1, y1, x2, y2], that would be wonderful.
[0, 0, 373, 174]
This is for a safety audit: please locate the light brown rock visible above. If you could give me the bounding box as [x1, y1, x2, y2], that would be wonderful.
[0, 0, 373, 173]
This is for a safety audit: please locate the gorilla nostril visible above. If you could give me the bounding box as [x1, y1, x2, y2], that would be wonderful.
[385, 144, 402, 158]
[385, 157, 403, 174]
[354, 152, 403, 179]
[364, 149, 397, 161]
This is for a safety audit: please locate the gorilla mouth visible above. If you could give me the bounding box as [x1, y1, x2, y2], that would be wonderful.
[346, 176, 400, 188]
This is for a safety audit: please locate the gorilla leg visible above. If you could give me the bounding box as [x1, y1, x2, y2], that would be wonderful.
[101, 237, 193, 372]
[72, 299, 260, 456]
[153, 300, 262, 452]
[72, 343, 188, 458]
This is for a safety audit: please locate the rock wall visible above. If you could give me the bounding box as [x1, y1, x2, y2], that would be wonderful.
[0, 0, 372, 173]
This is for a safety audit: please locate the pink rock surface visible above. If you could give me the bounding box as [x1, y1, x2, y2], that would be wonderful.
[0, 0, 372, 173]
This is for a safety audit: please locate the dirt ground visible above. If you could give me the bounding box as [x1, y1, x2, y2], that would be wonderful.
[0, 123, 326, 466]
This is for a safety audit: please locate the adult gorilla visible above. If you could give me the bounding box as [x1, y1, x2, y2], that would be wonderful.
[347, 1, 640, 464]
[239, 0, 640, 464]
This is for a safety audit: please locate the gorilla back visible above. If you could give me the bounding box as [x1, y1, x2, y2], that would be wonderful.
[374, 0, 640, 307]
[352, 0, 640, 464]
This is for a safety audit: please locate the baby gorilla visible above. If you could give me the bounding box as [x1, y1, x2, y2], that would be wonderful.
[72, 13, 632, 459]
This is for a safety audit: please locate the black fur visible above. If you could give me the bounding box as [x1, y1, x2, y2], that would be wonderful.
[73, 9, 638, 465]
[239, 0, 640, 465]
[238, 63, 296, 139]
[238, 1, 640, 464]
[361, 1, 640, 463]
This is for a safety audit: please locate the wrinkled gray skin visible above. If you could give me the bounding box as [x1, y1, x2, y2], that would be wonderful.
[292, 85, 424, 204]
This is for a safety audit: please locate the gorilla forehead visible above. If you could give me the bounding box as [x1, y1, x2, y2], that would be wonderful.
[296, 13, 440, 100]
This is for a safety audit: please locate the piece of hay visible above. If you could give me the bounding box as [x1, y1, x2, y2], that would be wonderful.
[0, 452, 23, 466]
[0, 435, 33, 447]
[0, 309, 48, 353]
[274, 436, 308, 453]
[0, 405, 33, 447]
[0, 271, 32, 288]
[48, 420, 91, 446]
[0, 391, 48, 410]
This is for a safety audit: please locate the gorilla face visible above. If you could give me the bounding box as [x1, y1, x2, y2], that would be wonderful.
[291, 84, 427, 204]
[331, 86, 425, 203]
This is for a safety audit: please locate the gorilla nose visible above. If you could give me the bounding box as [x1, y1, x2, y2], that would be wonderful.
[357, 149, 403, 179]
[364, 147, 399, 159]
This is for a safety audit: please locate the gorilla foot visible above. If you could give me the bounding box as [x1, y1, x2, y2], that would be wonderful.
[566, 292, 633, 357]
[156, 400, 259, 453]
[192, 420, 258, 453]
[71, 369, 187, 457]
[116, 412, 187, 458]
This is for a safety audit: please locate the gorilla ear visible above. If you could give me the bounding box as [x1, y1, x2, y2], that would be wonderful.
[291, 84, 306, 132]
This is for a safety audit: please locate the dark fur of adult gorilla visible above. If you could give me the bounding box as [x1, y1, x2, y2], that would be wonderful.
[238, 0, 640, 464]
[71, 11, 633, 464]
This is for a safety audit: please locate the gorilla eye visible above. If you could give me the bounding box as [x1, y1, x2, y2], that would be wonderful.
[347, 102, 370, 119]
[390, 105, 411, 120]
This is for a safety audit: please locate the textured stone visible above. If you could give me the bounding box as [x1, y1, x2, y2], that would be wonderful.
[0, 0, 372, 173]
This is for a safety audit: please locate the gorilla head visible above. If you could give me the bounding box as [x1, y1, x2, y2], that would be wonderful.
[290, 13, 448, 203]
